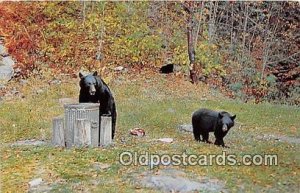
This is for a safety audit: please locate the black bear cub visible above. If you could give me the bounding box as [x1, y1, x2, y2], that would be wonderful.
[192, 108, 236, 147]
[79, 71, 117, 139]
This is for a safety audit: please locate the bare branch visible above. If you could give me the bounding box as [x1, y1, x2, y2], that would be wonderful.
[266, 51, 300, 65]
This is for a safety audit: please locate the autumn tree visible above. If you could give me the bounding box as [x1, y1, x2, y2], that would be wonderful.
[181, 1, 205, 84]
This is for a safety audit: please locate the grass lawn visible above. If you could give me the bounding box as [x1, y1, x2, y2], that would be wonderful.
[1, 71, 299, 192]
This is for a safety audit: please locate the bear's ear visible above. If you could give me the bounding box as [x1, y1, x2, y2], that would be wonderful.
[79, 72, 84, 79]
[218, 113, 223, 119]
[231, 115, 236, 120]
[93, 71, 98, 76]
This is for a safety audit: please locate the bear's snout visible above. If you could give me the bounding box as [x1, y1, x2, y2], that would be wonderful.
[89, 86, 96, 95]
[222, 124, 228, 132]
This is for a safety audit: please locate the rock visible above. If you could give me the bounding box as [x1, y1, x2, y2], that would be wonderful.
[92, 162, 111, 170]
[178, 124, 193, 133]
[114, 66, 125, 71]
[257, 134, 300, 144]
[139, 169, 227, 193]
[11, 139, 47, 147]
[2, 56, 14, 66]
[0, 44, 7, 55]
[36, 89, 44, 94]
[29, 178, 43, 187]
[157, 138, 173, 143]
[0, 64, 14, 81]
[114, 66, 128, 73]
[29, 184, 52, 193]
[48, 79, 61, 85]
[0, 43, 15, 82]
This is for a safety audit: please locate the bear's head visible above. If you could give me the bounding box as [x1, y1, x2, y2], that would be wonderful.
[79, 71, 101, 96]
[218, 112, 236, 132]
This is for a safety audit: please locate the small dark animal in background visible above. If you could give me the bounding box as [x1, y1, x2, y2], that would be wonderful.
[192, 108, 236, 147]
[79, 71, 117, 139]
[159, 64, 181, 74]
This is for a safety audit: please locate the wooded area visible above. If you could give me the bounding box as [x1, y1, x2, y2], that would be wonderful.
[0, 1, 299, 104]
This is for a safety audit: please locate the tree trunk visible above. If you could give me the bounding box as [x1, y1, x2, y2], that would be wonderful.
[242, 3, 249, 53]
[194, 1, 204, 48]
[186, 8, 197, 84]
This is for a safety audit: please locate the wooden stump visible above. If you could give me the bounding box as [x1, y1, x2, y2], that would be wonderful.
[52, 116, 65, 147]
[74, 119, 91, 147]
[100, 116, 112, 146]
[90, 119, 100, 147]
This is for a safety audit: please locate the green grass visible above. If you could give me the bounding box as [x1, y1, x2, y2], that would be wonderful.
[0, 73, 299, 192]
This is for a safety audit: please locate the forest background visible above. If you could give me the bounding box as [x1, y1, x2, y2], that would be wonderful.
[0, 1, 299, 103]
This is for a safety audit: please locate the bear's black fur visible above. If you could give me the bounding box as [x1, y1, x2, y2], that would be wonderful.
[192, 108, 236, 147]
[159, 64, 182, 74]
[79, 71, 117, 139]
[159, 64, 174, 74]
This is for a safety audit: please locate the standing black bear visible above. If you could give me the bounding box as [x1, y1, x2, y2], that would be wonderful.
[79, 71, 117, 139]
[192, 108, 236, 147]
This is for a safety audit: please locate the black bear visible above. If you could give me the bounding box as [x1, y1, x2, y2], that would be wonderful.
[159, 64, 181, 74]
[192, 108, 236, 147]
[79, 71, 117, 139]
[160, 64, 174, 74]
